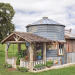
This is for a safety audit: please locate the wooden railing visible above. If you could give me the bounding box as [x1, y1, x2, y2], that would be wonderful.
[20, 58, 29, 68]
[20, 59, 45, 68]
[7, 57, 17, 68]
[33, 60, 45, 67]
[7, 58, 45, 69]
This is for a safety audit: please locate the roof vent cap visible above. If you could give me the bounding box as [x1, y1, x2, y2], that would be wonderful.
[43, 17, 48, 19]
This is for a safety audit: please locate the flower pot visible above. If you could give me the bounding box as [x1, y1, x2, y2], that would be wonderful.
[37, 56, 41, 60]
[43, 66, 46, 69]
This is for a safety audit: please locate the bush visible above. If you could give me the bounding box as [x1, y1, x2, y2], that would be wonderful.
[34, 64, 46, 70]
[7, 64, 12, 68]
[17, 67, 28, 72]
[34, 64, 44, 68]
[3, 63, 12, 68]
[3, 63, 8, 67]
[16, 50, 26, 65]
[16, 50, 26, 58]
[46, 61, 53, 68]
[16, 57, 20, 65]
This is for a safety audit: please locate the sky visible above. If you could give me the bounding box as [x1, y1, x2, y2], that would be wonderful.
[0, 0, 75, 34]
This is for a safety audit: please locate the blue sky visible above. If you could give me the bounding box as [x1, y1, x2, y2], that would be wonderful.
[1, 0, 75, 34]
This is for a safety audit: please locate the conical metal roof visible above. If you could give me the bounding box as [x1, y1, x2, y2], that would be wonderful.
[31, 17, 64, 26]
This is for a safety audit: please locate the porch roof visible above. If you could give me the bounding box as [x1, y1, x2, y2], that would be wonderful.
[1, 31, 53, 43]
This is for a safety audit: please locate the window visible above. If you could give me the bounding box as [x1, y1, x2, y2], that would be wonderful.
[59, 43, 64, 55]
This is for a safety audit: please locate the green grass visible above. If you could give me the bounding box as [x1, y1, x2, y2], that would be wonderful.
[0, 44, 75, 75]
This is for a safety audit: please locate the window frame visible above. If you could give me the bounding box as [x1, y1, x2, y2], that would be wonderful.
[59, 43, 64, 55]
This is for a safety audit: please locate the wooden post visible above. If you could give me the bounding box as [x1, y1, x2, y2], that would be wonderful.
[57, 42, 59, 55]
[18, 43, 21, 52]
[5, 43, 8, 63]
[43, 42, 46, 64]
[33, 43, 37, 61]
[29, 43, 33, 72]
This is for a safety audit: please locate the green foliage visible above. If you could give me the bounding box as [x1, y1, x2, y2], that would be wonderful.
[16, 57, 20, 65]
[46, 61, 53, 64]
[37, 50, 42, 56]
[1, 44, 75, 75]
[16, 50, 26, 65]
[34, 64, 45, 68]
[3, 63, 12, 68]
[16, 50, 26, 58]
[46, 61, 53, 67]
[0, 2, 15, 41]
[3, 63, 8, 67]
[17, 67, 28, 72]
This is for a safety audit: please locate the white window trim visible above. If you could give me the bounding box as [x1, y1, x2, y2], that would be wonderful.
[59, 44, 64, 55]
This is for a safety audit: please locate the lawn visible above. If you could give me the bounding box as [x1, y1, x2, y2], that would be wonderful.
[0, 43, 75, 75]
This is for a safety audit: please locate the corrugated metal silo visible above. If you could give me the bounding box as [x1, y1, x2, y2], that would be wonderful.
[26, 17, 65, 41]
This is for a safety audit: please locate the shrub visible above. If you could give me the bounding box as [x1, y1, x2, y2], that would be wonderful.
[16, 50, 26, 58]
[3, 63, 12, 68]
[16, 57, 20, 65]
[16, 50, 27, 65]
[34, 64, 43, 68]
[3, 63, 8, 67]
[7, 64, 12, 68]
[46, 61, 53, 68]
[34, 64, 46, 68]
[17, 67, 28, 72]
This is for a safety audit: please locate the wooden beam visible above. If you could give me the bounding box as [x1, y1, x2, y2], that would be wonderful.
[1, 33, 14, 43]
[29, 43, 33, 72]
[57, 42, 59, 56]
[14, 33, 31, 43]
[43, 42, 46, 64]
[7, 41, 26, 44]
[13, 35, 20, 41]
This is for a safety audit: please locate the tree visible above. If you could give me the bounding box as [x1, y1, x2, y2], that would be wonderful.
[0, 2, 15, 41]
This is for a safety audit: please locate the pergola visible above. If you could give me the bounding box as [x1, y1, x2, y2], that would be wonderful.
[1, 31, 54, 71]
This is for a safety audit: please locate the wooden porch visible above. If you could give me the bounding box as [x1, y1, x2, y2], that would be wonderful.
[6, 57, 45, 69]
[1, 32, 53, 72]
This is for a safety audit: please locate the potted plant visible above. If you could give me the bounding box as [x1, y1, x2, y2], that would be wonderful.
[37, 50, 42, 60]
[25, 56, 28, 60]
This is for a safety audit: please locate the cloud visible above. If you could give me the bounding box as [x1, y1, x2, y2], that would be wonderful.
[1, 0, 75, 34]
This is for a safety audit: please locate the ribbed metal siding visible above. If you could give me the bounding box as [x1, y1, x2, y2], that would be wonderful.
[27, 25, 65, 41]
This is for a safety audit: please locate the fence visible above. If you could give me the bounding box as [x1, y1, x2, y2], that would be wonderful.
[67, 52, 75, 63]
[7, 57, 17, 68]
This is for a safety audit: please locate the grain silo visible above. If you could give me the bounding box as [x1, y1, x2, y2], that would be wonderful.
[26, 17, 65, 41]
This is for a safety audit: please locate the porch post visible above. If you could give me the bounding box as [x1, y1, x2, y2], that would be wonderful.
[5, 43, 8, 63]
[29, 43, 33, 72]
[43, 42, 46, 64]
[18, 43, 21, 52]
[57, 42, 59, 55]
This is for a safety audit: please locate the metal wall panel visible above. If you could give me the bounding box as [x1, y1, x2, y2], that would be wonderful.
[27, 25, 65, 41]
[67, 53, 75, 63]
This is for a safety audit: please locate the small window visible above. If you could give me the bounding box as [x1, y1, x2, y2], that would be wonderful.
[59, 43, 64, 55]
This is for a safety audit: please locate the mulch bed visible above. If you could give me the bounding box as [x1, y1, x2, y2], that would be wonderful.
[6, 68, 16, 71]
